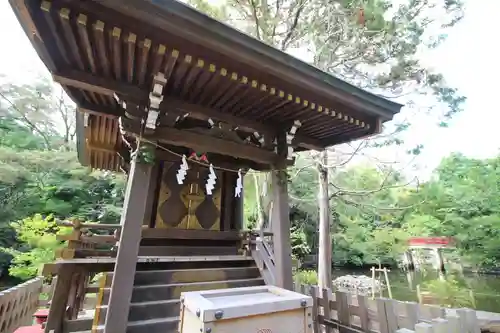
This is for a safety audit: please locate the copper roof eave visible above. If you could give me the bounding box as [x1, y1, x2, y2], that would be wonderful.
[84, 0, 403, 121]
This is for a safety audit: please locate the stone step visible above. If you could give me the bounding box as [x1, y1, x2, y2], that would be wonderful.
[104, 266, 261, 287]
[138, 245, 240, 256]
[101, 277, 265, 303]
[94, 317, 179, 333]
[96, 299, 180, 323]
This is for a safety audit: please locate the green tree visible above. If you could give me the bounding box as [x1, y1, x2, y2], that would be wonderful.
[0, 76, 76, 149]
[188, 0, 466, 269]
[0, 78, 125, 278]
[2, 214, 65, 280]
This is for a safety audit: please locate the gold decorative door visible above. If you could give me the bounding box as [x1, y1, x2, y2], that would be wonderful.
[155, 161, 221, 230]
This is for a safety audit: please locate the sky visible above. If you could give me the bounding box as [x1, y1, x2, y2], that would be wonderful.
[0, 0, 499, 179]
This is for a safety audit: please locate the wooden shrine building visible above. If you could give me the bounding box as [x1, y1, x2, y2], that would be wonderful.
[10, 0, 403, 332]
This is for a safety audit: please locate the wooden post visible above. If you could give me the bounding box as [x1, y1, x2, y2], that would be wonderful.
[457, 308, 480, 333]
[322, 288, 333, 333]
[103, 159, 157, 333]
[45, 264, 75, 333]
[383, 268, 393, 299]
[317, 150, 332, 290]
[356, 295, 370, 331]
[431, 318, 449, 333]
[371, 267, 376, 299]
[270, 167, 293, 290]
[384, 299, 398, 332]
[336, 291, 349, 328]
[469, 289, 476, 308]
[375, 298, 389, 333]
[446, 314, 460, 332]
[434, 248, 445, 272]
[404, 302, 419, 329]
[407, 250, 415, 270]
[270, 132, 293, 290]
[414, 323, 433, 333]
[416, 284, 422, 303]
[309, 285, 320, 333]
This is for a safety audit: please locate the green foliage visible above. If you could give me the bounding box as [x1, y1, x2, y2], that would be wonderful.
[1, 76, 496, 283]
[290, 224, 311, 261]
[276, 152, 500, 270]
[136, 142, 156, 165]
[294, 270, 318, 285]
[2, 214, 65, 280]
[421, 275, 474, 308]
[0, 78, 125, 280]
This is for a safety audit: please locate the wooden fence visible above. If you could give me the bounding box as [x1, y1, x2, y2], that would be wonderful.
[0, 277, 43, 333]
[293, 284, 481, 333]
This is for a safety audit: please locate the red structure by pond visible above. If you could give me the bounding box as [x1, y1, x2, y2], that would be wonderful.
[408, 237, 455, 248]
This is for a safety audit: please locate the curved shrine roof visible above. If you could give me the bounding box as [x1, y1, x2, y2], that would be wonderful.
[10, 0, 403, 171]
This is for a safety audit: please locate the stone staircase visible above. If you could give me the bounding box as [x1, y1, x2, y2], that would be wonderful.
[93, 255, 264, 333]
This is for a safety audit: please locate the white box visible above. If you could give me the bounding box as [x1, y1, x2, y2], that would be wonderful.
[179, 285, 314, 333]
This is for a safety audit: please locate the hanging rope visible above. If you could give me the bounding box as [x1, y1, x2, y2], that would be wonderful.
[140, 136, 273, 175]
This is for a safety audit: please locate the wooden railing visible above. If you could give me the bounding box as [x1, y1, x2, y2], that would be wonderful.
[43, 270, 104, 333]
[293, 283, 481, 333]
[243, 230, 277, 285]
[55, 220, 121, 259]
[0, 277, 43, 333]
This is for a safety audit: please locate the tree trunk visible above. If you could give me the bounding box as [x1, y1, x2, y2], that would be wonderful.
[317, 150, 332, 289]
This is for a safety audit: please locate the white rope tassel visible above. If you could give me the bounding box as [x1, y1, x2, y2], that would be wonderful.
[205, 164, 217, 195]
[235, 169, 243, 198]
[176, 155, 189, 185]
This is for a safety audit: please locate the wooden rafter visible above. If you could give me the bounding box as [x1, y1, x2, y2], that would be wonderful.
[53, 70, 148, 103]
[54, 69, 324, 150]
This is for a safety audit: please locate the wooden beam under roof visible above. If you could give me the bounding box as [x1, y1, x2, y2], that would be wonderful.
[77, 101, 123, 118]
[154, 147, 286, 170]
[53, 69, 323, 151]
[162, 97, 274, 138]
[53, 69, 148, 104]
[121, 120, 279, 165]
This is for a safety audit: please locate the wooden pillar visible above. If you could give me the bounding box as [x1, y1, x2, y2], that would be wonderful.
[142, 162, 160, 227]
[434, 248, 445, 272]
[45, 264, 75, 333]
[270, 169, 293, 289]
[104, 159, 157, 333]
[317, 150, 332, 289]
[404, 250, 415, 271]
[222, 171, 242, 231]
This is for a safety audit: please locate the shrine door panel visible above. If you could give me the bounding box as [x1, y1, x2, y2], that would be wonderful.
[155, 161, 222, 230]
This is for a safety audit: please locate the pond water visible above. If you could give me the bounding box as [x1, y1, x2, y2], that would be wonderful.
[333, 268, 500, 313]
